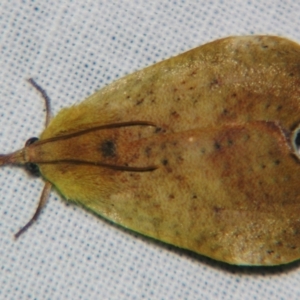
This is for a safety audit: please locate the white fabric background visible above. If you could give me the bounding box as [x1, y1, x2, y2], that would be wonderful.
[1, 0, 300, 299]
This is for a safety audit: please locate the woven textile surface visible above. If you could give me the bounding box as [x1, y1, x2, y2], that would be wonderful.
[1, 1, 300, 299]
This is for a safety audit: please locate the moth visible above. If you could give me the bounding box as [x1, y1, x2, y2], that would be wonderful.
[1, 36, 300, 266]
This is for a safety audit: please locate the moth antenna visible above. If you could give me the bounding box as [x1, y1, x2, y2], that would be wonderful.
[14, 181, 52, 238]
[28, 78, 52, 127]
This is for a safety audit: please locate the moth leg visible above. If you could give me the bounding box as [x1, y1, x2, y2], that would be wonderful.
[14, 181, 52, 238]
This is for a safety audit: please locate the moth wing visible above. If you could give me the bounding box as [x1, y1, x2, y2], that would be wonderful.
[36, 35, 300, 265]
[40, 121, 300, 265]
[41, 35, 300, 141]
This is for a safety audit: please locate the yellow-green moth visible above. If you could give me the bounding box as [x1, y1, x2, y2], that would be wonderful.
[1, 36, 300, 266]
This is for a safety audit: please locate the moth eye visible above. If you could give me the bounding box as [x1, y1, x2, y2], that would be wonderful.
[292, 127, 300, 156]
[25, 162, 40, 177]
[25, 137, 39, 147]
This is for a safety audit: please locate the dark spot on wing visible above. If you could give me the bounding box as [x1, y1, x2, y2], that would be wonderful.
[214, 142, 221, 150]
[100, 140, 116, 157]
[162, 159, 168, 165]
[145, 146, 152, 157]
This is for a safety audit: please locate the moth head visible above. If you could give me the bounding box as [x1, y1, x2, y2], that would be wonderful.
[24, 137, 40, 177]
